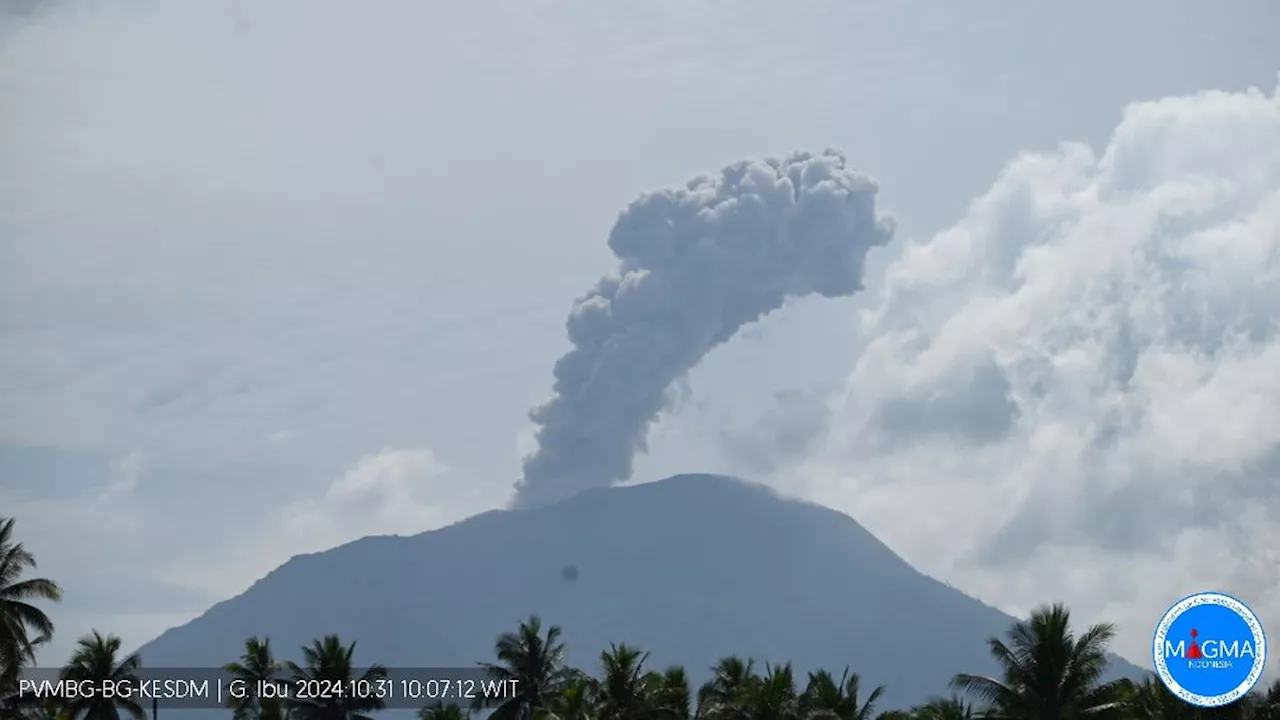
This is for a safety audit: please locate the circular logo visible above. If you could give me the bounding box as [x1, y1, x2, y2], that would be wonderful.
[1152, 592, 1267, 707]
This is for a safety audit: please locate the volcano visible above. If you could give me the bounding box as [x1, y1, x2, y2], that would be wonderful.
[135, 474, 1144, 710]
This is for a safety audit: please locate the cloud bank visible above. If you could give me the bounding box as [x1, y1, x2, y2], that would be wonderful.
[515, 151, 895, 508]
[165, 446, 497, 596]
[798, 82, 1280, 667]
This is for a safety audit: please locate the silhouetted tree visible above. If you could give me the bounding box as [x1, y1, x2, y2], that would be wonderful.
[480, 616, 574, 720]
[225, 636, 289, 720]
[0, 518, 62, 679]
[951, 603, 1130, 720]
[697, 656, 758, 720]
[421, 702, 471, 720]
[284, 635, 387, 720]
[909, 696, 975, 720]
[799, 668, 885, 720]
[647, 666, 691, 720]
[58, 631, 145, 720]
[742, 664, 801, 720]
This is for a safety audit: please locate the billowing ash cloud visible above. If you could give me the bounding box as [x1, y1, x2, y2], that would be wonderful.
[514, 149, 895, 508]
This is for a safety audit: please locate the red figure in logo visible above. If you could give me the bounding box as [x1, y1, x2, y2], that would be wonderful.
[1187, 629, 1203, 659]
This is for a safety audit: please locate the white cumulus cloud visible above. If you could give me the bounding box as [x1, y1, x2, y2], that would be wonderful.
[167, 447, 505, 597]
[283, 447, 500, 543]
[797, 82, 1280, 670]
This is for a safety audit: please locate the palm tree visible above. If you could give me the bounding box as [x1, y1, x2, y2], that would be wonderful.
[225, 636, 289, 720]
[646, 666, 691, 720]
[595, 643, 660, 720]
[480, 616, 573, 720]
[58, 630, 145, 720]
[4, 696, 66, 717]
[19, 697, 66, 720]
[1121, 673, 1280, 720]
[1, 634, 50, 717]
[0, 518, 63, 677]
[910, 697, 975, 720]
[551, 671, 600, 720]
[799, 668, 884, 720]
[1198, 686, 1269, 720]
[283, 635, 388, 720]
[1256, 679, 1280, 720]
[696, 656, 758, 720]
[421, 702, 471, 720]
[950, 603, 1130, 720]
[1120, 676, 1196, 720]
[741, 664, 801, 720]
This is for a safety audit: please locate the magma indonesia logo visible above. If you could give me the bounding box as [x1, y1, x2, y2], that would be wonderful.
[1153, 592, 1267, 707]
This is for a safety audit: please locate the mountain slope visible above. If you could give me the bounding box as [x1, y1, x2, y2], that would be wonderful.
[137, 474, 1145, 708]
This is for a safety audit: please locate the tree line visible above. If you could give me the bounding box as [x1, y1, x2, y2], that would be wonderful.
[2, 516, 1278, 720]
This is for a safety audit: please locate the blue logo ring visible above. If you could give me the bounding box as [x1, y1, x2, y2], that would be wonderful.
[1152, 591, 1267, 707]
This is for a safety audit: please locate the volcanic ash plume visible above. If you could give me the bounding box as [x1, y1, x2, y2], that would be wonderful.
[514, 149, 896, 509]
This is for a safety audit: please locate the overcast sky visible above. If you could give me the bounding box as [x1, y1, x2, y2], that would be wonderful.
[2, 0, 1278, 673]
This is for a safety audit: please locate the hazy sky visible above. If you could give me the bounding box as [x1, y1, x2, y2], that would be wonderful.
[2, 0, 1278, 672]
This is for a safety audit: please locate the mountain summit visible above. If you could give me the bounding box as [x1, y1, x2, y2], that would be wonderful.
[136, 473, 1143, 708]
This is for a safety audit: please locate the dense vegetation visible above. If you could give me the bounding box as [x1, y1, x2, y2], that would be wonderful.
[1, 516, 1277, 720]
